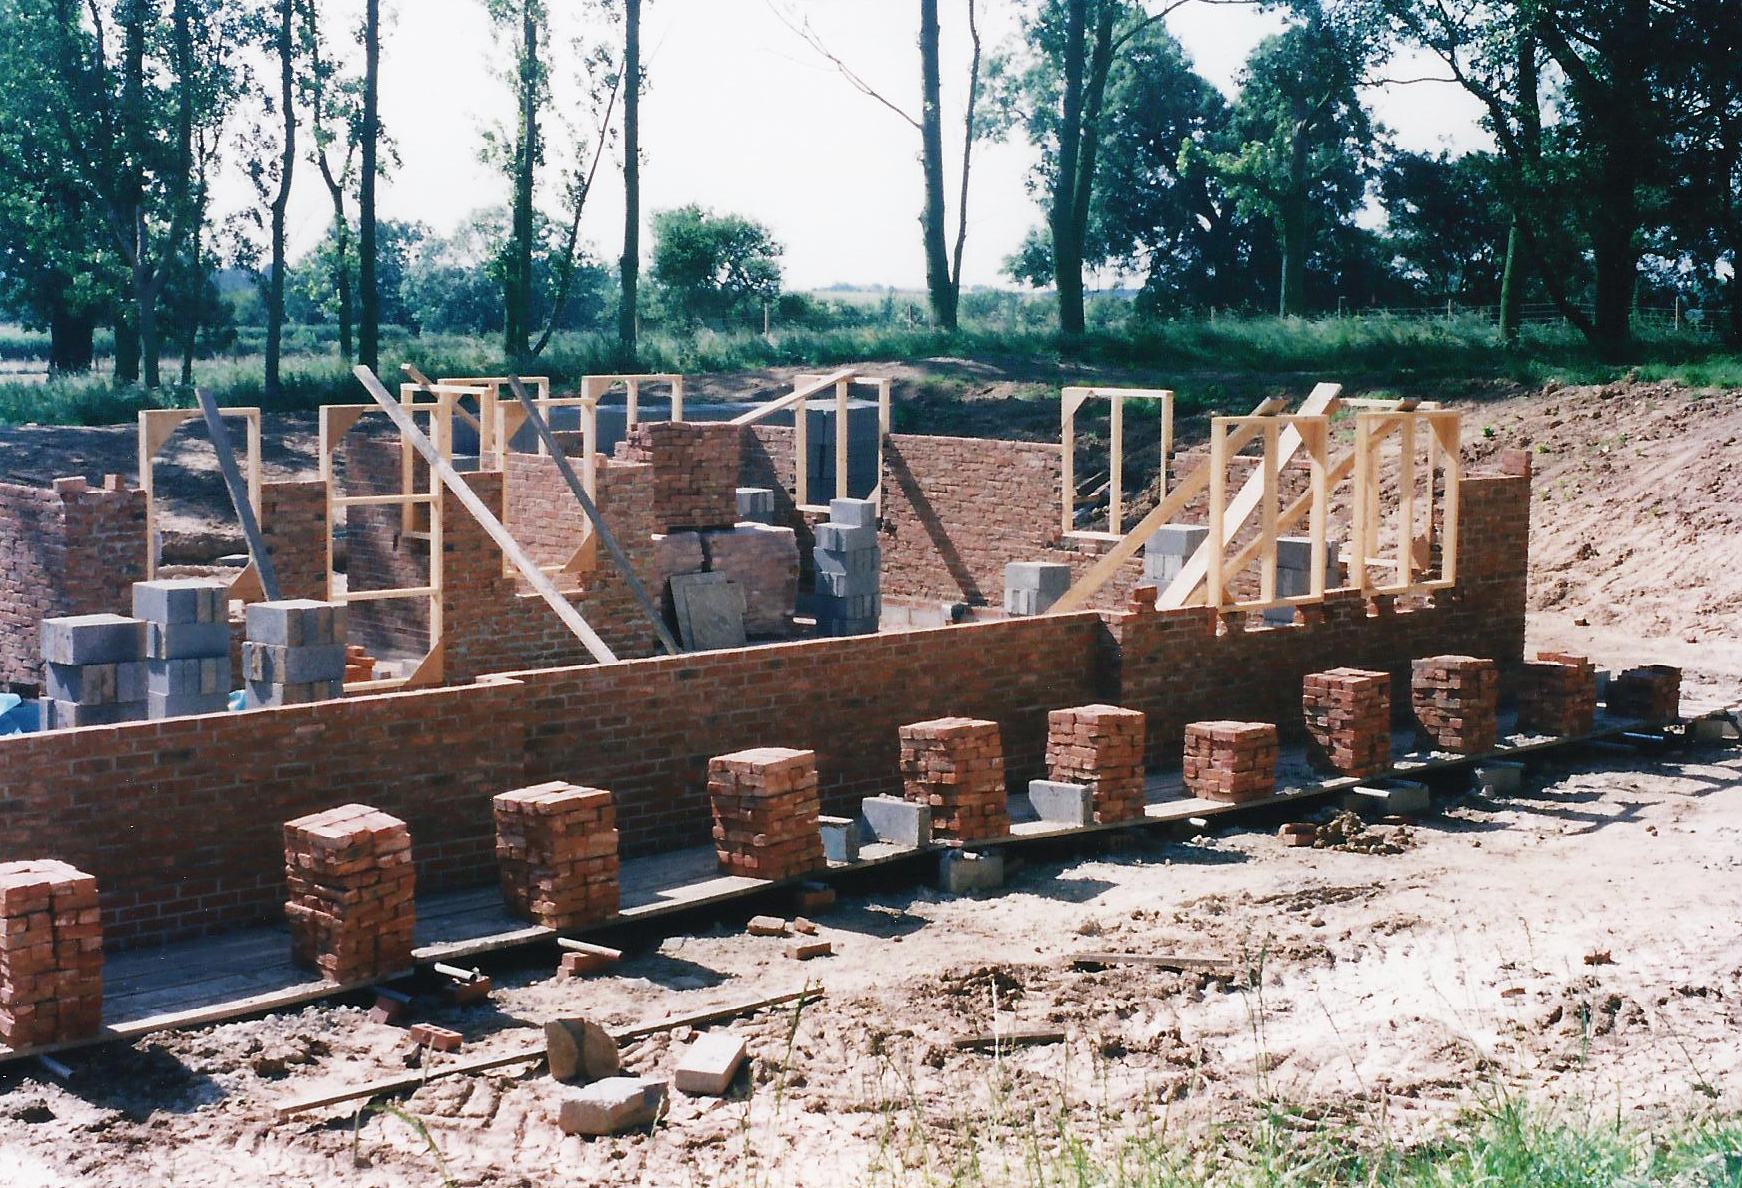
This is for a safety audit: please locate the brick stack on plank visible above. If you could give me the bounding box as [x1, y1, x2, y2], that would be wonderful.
[615, 421, 741, 533]
[1302, 668, 1392, 777]
[283, 804, 415, 983]
[494, 782, 620, 931]
[1046, 704, 1148, 823]
[1410, 655, 1499, 754]
[0, 860, 103, 1049]
[899, 717, 1010, 841]
[245, 599, 346, 708]
[708, 748, 826, 881]
[1183, 721, 1279, 803]
[39, 613, 147, 729]
[135, 578, 232, 719]
[1515, 652, 1597, 736]
[1606, 664, 1681, 723]
[813, 498, 881, 636]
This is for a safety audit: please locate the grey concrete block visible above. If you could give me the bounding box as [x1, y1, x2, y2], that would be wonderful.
[45, 661, 148, 706]
[816, 617, 878, 637]
[1274, 536, 1315, 572]
[813, 545, 880, 579]
[674, 1034, 747, 1096]
[736, 487, 776, 524]
[147, 690, 232, 720]
[242, 642, 346, 685]
[147, 657, 229, 697]
[557, 1076, 667, 1136]
[1145, 523, 1209, 558]
[1474, 761, 1524, 793]
[145, 620, 230, 660]
[816, 570, 880, 599]
[819, 816, 861, 864]
[245, 678, 343, 709]
[41, 614, 146, 667]
[1345, 780, 1431, 816]
[44, 699, 146, 730]
[814, 522, 879, 553]
[1005, 562, 1072, 617]
[132, 578, 226, 625]
[828, 497, 878, 528]
[861, 796, 931, 847]
[935, 849, 1004, 894]
[1026, 780, 1093, 827]
[245, 599, 346, 648]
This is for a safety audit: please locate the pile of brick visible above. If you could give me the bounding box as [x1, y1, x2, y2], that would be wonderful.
[344, 644, 377, 684]
[708, 748, 825, 881]
[1410, 655, 1499, 754]
[1046, 704, 1147, 823]
[813, 498, 880, 636]
[1607, 664, 1682, 722]
[283, 804, 415, 982]
[39, 613, 147, 729]
[0, 860, 103, 1049]
[494, 781, 620, 931]
[898, 717, 1009, 841]
[1516, 651, 1597, 736]
[245, 599, 346, 708]
[1183, 721, 1279, 803]
[135, 578, 232, 719]
[1302, 667, 1391, 777]
[700, 524, 800, 637]
[616, 421, 741, 533]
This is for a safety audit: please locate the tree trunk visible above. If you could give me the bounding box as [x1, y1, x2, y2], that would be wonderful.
[1498, 25, 1536, 343]
[266, 0, 295, 403]
[1049, 0, 1087, 337]
[114, 314, 141, 383]
[918, 0, 955, 330]
[1498, 217, 1526, 340]
[359, 0, 380, 370]
[138, 269, 161, 388]
[506, 2, 537, 362]
[48, 307, 95, 374]
[1589, 214, 1635, 358]
[335, 218, 355, 361]
[618, 0, 641, 362]
[1278, 207, 1307, 317]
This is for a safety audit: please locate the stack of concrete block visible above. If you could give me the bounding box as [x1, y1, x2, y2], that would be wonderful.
[283, 803, 416, 983]
[736, 487, 776, 524]
[493, 781, 620, 931]
[133, 579, 231, 719]
[704, 523, 800, 637]
[1183, 721, 1279, 803]
[1004, 562, 1072, 617]
[244, 599, 346, 708]
[1262, 538, 1337, 625]
[0, 860, 103, 1049]
[813, 498, 880, 636]
[707, 747, 825, 881]
[1302, 667, 1392, 777]
[1516, 652, 1597, 736]
[1411, 655, 1499, 754]
[615, 421, 741, 532]
[1046, 704, 1147, 823]
[898, 717, 1009, 841]
[39, 613, 147, 729]
[1143, 525, 1208, 588]
[1606, 664, 1681, 722]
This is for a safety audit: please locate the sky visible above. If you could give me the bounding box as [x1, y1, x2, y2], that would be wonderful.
[256, 0, 1492, 292]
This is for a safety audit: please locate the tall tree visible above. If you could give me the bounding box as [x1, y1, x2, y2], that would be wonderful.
[617, 0, 641, 360]
[1495, 22, 1537, 341]
[304, 0, 360, 361]
[358, 0, 381, 369]
[486, 0, 544, 362]
[259, 0, 299, 402]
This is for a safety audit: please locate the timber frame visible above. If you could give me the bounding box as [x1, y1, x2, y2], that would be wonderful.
[1200, 413, 1332, 615]
[138, 407, 263, 591]
[1061, 386, 1174, 541]
[732, 370, 890, 516]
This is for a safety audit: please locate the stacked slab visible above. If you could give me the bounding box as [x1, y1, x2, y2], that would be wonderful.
[1004, 562, 1072, 617]
[283, 804, 415, 982]
[244, 599, 346, 708]
[1516, 652, 1597, 736]
[39, 613, 147, 729]
[1183, 721, 1279, 803]
[1302, 668, 1392, 777]
[1410, 655, 1499, 754]
[813, 498, 881, 636]
[707, 747, 825, 881]
[132, 579, 231, 719]
[898, 717, 1010, 841]
[0, 860, 103, 1049]
[494, 782, 620, 931]
[1046, 704, 1147, 823]
[1606, 664, 1681, 722]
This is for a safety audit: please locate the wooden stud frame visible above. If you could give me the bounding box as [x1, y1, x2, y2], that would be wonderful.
[795, 372, 892, 511]
[729, 368, 859, 515]
[1061, 387, 1173, 542]
[578, 373, 685, 434]
[436, 376, 552, 463]
[1348, 409, 1461, 596]
[138, 407, 262, 582]
[1201, 415, 1331, 614]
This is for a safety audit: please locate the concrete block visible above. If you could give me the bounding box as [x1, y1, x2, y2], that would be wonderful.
[44, 699, 146, 730]
[242, 642, 346, 685]
[1145, 523, 1209, 558]
[814, 522, 879, 553]
[828, 498, 878, 528]
[556, 1076, 667, 1136]
[41, 614, 145, 667]
[544, 1018, 620, 1083]
[935, 849, 1004, 894]
[1026, 780, 1094, 827]
[861, 796, 931, 848]
[674, 1033, 747, 1096]
[144, 620, 230, 660]
[245, 678, 343, 708]
[1474, 761, 1524, 793]
[736, 487, 776, 523]
[245, 599, 345, 648]
[819, 815, 860, 864]
[816, 569, 880, 599]
[1274, 536, 1315, 572]
[1691, 716, 1740, 742]
[45, 661, 147, 706]
[1344, 780, 1431, 816]
[813, 545, 880, 579]
[1005, 562, 1072, 616]
[147, 657, 229, 697]
[132, 578, 226, 625]
[147, 690, 232, 720]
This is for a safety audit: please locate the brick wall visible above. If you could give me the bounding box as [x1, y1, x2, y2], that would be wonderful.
[339, 436, 431, 656]
[258, 479, 329, 601]
[0, 477, 147, 694]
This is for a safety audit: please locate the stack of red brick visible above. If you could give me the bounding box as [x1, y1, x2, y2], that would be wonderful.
[708, 748, 825, 880]
[899, 717, 1009, 841]
[344, 644, 376, 684]
[283, 804, 416, 983]
[1516, 651, 1597, 736]
[494, 781, 620, 930]
[1606, 664, 1682, 722]
[1302, 668, 1391, 777]
[1047, 704, 1147, 823]
[616, 421, 741, 532]
[0, 861, 103, 1049]
[1410, 655, 1499, 754]
[1183, 721, 1278, 803]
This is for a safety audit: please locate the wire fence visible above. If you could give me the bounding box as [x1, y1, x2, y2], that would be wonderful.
[1331, 298, 1709, 333]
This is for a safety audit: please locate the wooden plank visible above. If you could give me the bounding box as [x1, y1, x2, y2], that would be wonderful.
[1259, 419, 1278, 605]
[952, 1029, 1065, 1051]
[1108, 393, 1124, 533]
[1207, 420, 1226, 609]
[197, 390, 281, 602]
[1069, 953, 1234, 974]
[835, 377, 850, 502]
[729, 368, 857, 426]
